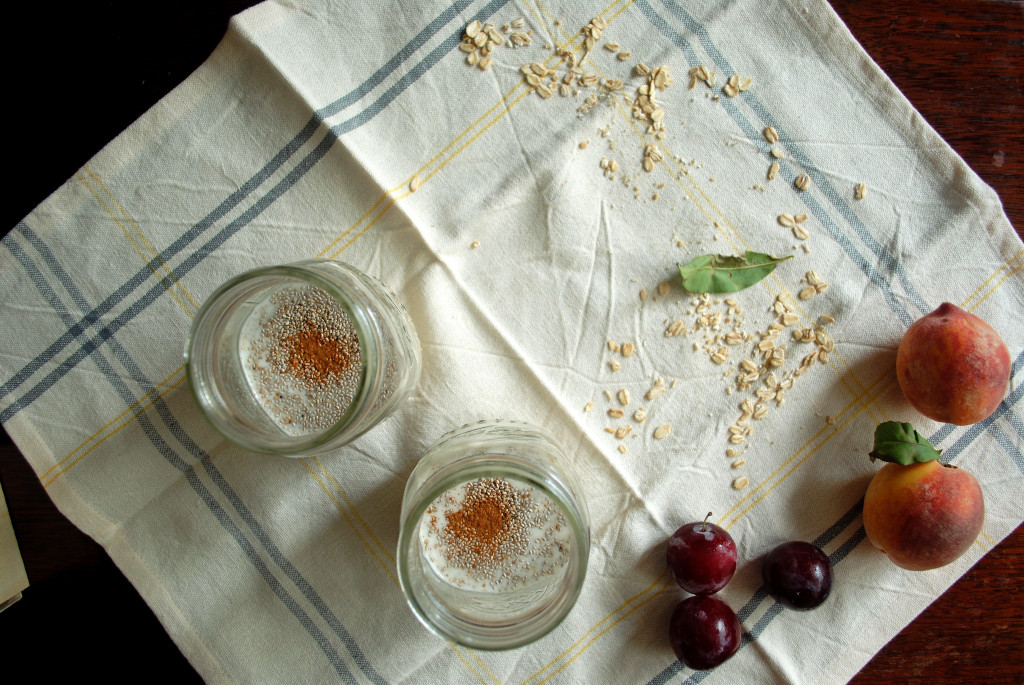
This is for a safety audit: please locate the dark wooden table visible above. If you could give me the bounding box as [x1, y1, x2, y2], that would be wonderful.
[1, 1, 1021, 682]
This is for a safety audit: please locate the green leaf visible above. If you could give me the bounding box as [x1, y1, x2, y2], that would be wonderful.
[677, 251, 792, 293]
[868, 421, 942, 465]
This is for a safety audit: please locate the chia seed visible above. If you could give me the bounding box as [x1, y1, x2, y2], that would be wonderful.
[419, 476, 572, 592]
[240, 284, 361, 436]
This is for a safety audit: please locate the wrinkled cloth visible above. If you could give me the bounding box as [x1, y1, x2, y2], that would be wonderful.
[1, 0, 1022, 683]
[0, 481, 29, 612]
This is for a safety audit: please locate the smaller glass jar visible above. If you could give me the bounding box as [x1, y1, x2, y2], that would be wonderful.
[398, 420, 590, 650]
[185, 260, 420, 456]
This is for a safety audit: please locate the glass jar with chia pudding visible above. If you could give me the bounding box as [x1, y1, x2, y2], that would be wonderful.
[398, 420, 590, 649]
[185, 259, 420, 456]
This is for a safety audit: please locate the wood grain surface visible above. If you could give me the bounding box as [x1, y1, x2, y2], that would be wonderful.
[1, 1, 1021, 682]
[831, 0, 1024, 680]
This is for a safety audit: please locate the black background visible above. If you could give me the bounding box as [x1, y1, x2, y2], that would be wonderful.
[1, 3, 256, 680]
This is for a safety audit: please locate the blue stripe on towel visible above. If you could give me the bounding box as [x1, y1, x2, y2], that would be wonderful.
[0, 0, 508, 416]
[646, 350, 1024, 685]
[620, 0, 1023, 679]
[8, 229, 387, 683]
[316, 0, 477, 121]
[651, 0, 933, 319]
[635, 0, 919, 327]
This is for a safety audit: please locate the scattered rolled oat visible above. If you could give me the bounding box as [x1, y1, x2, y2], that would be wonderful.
[462, 20, 517, 67]
[608, 339, 620, 352]
[579, 140, 590, 149]
[616, 425, 632, 439]
[617, 388, 630, 406]
[618, 444, 628, 454]
[767, 161, 780, 180]
[688, 65, 715, 89]
[642, 143, 664, 173]
[652, 65, 673, 90]
[409, 175, 422, 192]
[633, 67, 673, 142]
[621, 342, 636, 357]
[725, 331, 744, 346]
[732, 475, 750, 490]
[646, 381, 666, 400]
[854, 182, 867, 200]
[633, 408, 647, 423]
[795, 173, 811, 191]
[801, 270, 829, 296]
[470, 240, 480, 249]
[657, 280, 671, 296]
[639, 288, 648, 301]
[584, 402, 594, 412]
[509, 30, 532, 47]
[608, 408, 625, 418]
[763, 126, 779, 144]
[653, 424, 671, 439]
[722, 73, 753, 97]
[609, 360, 622, 372]
[731, 459, 746, 469]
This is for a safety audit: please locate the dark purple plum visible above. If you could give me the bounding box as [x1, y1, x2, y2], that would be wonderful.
[666, 513, 738, 595]
[762, 541, 833, 610]
[668, 595, 742, 670]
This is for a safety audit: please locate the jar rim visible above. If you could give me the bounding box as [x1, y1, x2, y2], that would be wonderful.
[396, 422, 590, 649]
[184, 261, 383, 455]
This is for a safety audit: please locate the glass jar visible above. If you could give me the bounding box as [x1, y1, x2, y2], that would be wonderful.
[397, 420, 590, 650]
[185, 259, 420, 456]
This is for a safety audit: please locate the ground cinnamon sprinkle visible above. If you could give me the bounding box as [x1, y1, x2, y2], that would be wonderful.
[242, 285, 362, 435]
[281, 321, 358, 385]
[443, 485, 516, 561]
[421, 477, 571, 591]
[440, 478, 525, 569]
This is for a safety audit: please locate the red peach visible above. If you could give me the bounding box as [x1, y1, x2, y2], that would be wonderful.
[896, 302, 1010, 425]
[863, 460, 984, 571]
